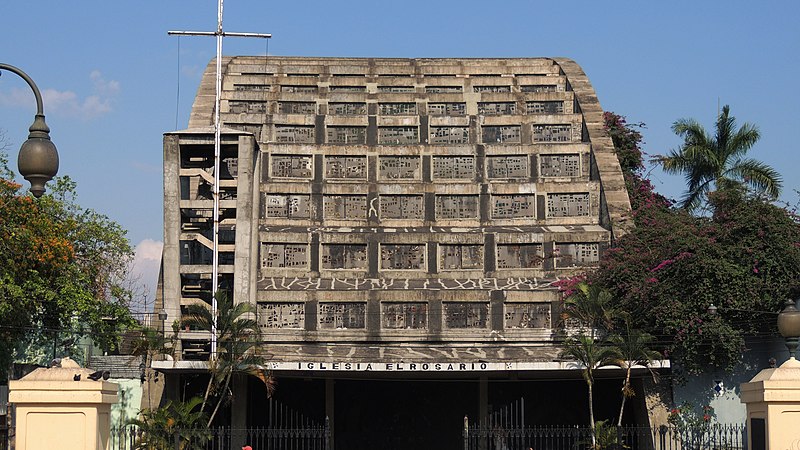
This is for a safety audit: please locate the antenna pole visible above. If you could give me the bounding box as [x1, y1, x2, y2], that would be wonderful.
[168, 0, 271, 362]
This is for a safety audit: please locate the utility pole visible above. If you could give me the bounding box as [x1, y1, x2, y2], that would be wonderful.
[168, 0, 271, 359]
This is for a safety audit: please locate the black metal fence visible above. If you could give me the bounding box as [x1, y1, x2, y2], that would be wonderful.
[110, 422, 330, 450]
[463, 422, 747, 450]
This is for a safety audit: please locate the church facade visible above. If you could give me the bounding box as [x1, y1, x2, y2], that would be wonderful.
[157, 56, 644, 448]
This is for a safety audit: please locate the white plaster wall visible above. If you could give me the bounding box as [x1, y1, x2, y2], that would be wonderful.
[672, 337, 788, 425]
[109, 379, 143, 428]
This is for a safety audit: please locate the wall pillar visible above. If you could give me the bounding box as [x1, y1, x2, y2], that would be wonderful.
[9, 358, 118, 450]
[740, 357, 800, 450]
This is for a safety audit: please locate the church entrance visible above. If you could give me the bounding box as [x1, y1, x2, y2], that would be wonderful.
[334, 379, 478, 450]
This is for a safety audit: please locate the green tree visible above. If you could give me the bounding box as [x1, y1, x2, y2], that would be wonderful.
[608, 322, 661, 426]
[182, 292, 274, 426]
[0, 153, 136, 379]
[593, 113, 800, 376]
[560, 333, 618, 447]
[658, 105, 782, 210]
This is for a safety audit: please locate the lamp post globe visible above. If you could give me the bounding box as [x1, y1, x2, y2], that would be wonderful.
[18, 114, 59, 197]
[777, 299, 800, 359]
[0, 63, 59, 197]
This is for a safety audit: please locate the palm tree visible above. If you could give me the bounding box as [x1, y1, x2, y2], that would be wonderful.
[182, 292, 275, 426]
[560, 333, 618, 448]
[658, 105, 782, 210]
[562, 282, 622, 338]
[608, 322, 662, 426]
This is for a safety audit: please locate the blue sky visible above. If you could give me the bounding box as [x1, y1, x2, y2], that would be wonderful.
[2, 1, 799, 305]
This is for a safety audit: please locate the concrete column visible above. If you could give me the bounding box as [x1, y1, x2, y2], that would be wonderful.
[161, 134, 183, 352]
[233, 135, 257, 306]
[9, 358, 118, 450]
[740, 357, 800, 450]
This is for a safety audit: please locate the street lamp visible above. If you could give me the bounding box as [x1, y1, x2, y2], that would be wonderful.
[0, 63, 59, 197]
[777, 299, 800, 359]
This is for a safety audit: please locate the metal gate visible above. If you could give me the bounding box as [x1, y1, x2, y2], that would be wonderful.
[238, 398, 330, 450]
[463, 397, 527, 450]
[110, 398, 329, 450]
[463, 398, 746, 450]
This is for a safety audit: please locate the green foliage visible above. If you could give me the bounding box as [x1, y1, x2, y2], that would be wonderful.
[604, 112, 672, 214]
[562, 282, 622, 336]
[594, 113, 800, 377]
[608, 321, 661, 426]
[182, 292, 274, 426]
[0, 154, 136, 380]
[604, 112, 645, 177]
[595, 190, 800, 375]
[561, 333, 618, 387]
[590, 420, 629, 450]
[128, 397, 211, 450]
[657, 105, 782, 210]
[560, 332, 619, 445]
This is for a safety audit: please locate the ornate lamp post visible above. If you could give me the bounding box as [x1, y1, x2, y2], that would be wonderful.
[0, 63, 59, 197]
[777, 299, 800, 359]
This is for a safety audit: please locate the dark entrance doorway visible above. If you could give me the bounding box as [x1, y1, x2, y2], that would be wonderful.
[335, 379, 478, 450]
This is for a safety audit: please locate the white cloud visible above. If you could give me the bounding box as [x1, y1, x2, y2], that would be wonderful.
[135, 239, 164, 261]
[90, 70, 120, 96]
[42, 88, 112, 119]
[0, 70, 120, 120]
[130, 239, 163, 311]
[0, 88, 35, 108]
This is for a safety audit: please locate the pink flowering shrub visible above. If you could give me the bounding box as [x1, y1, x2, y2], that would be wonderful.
[588, 113, 800, 376]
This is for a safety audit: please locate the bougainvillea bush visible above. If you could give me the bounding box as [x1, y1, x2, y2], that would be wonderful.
[588, 113, 800, 376]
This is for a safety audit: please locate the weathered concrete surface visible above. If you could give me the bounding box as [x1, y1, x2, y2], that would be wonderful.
[164, 57, 632, 364]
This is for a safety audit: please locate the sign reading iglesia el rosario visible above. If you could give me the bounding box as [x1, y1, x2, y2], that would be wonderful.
[259, 361, 670, 372]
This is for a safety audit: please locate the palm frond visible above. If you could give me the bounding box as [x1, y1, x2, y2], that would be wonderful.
[608, 328, 661, 368]
[680, 174, 714, 210]
[182, 302, 213, 330]
[667, 104, 777, 210]
[671, 119, 710, 147]
[727, 158, 783, 199]
[562, 282, 621, 333]
[725, 122, 760, 161]
[560, 334, 618, 384]
[714, 105, 734, 155]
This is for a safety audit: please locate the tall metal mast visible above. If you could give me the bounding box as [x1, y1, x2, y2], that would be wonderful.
[168, 0, 271, 359]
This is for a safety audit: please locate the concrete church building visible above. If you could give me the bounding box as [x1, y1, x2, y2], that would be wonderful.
[157, 56, 645, 448]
